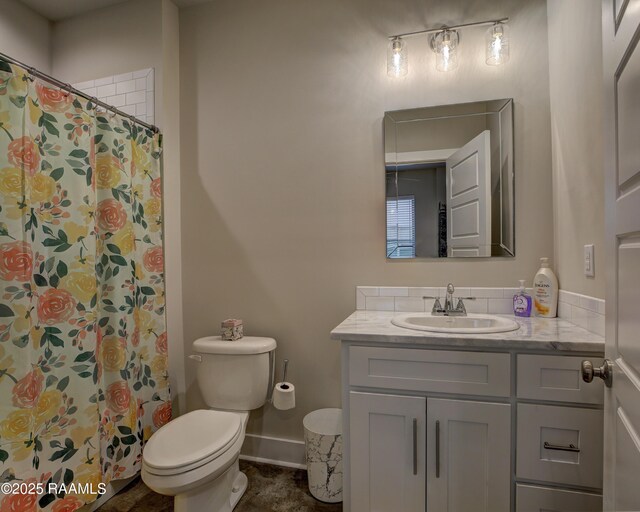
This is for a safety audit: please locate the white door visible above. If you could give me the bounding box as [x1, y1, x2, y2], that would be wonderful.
[601, 0, 640, 510]
[426, 398, 511, 512]
[349, 392, 425, 512]
[446, 130, 492, 257]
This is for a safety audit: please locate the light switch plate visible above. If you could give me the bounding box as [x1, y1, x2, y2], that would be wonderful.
[584, 244, 595, 277]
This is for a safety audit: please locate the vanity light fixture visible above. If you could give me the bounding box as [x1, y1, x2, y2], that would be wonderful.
[387, 17, 509, 76]
[430, 29, 459, 72]
[387, 37, 408, 77]
[486, 22, 510, 65]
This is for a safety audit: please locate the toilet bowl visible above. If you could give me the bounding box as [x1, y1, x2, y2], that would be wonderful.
[142, 409, 249, 512]
[141, 336, 276, 512]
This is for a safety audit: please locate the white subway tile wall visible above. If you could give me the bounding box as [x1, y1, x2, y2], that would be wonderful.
[356, 286, 605, 337]
[364, 296, 395, 311]
[487, 298, 513, 314]
[72, 68, 154, 125]
[394, 297, 425, 312]
[113, 72, 133, 83]
[379, 287, 409, 297]
[116, 80, 136, 95]
[96, 83, 116, 97]
[557, 290, 605, 337]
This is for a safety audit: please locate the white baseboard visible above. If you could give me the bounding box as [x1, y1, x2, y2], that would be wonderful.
[240, 433, 306, 470]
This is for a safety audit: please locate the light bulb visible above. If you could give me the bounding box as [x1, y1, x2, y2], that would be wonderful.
[387, 37, 408, 77]
[431, 29, 459, 72]
[486, 23, 509, 65]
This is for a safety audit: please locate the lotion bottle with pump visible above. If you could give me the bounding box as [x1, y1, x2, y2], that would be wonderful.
[533, 257, 558, 317]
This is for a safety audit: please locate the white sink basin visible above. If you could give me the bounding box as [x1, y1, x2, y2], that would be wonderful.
[391, 313, 520, 334]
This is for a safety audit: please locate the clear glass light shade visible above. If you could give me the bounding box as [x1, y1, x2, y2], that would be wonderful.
[387, 37, 408, 77]
[432, 30, 459, 72]
[486, 23, 510, 65]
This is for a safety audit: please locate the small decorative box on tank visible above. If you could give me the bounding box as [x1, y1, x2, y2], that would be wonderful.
[221, 318, 243, 340]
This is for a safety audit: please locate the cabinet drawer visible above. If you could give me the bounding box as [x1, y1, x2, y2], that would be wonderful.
[349, 346, 510, 397]
[516, 484, 602, 512]
[517, 355, 604, 404]
[517, 404, 603, 489]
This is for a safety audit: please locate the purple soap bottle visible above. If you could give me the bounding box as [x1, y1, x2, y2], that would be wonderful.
[513, 280, 532, 317]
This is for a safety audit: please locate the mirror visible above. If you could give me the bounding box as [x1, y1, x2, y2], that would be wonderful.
[385, 99, 514, 259]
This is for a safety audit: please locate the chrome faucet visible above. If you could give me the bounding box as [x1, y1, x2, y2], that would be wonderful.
[423, 283, 474, 316]
[444, 283, 455, 312]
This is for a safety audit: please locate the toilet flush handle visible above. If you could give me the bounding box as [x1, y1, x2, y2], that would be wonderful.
[188, 354, 202, 362]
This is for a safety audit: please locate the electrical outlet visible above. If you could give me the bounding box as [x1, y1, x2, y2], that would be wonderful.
[584, 244, 595, 277]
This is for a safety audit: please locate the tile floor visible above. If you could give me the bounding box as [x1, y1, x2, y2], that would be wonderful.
[98, 460, 343, 512]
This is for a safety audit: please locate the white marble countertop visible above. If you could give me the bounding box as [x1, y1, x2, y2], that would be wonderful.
[331, 311, 605, 353]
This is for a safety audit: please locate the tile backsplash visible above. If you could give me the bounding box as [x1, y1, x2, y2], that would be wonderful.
[357, 286, 526, 315]
[356, 286, 605, 337]
[557, 290, 605, 337]
[72, 68, 155, 125]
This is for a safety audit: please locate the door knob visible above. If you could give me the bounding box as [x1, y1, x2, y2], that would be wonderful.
[581, 359, 613, 388]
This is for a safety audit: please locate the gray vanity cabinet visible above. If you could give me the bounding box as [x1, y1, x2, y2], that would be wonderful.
[341, 344, 605, 512]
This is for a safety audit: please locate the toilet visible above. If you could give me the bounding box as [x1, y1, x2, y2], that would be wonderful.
[141, 336, 277, 512]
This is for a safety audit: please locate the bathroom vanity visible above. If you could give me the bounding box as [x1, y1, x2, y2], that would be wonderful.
[331, 311, 605, 512]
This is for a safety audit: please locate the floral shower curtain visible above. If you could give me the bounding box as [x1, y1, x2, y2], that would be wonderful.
[0, 59, 171, 511]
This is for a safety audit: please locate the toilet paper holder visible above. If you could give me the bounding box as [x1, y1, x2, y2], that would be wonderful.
[266, 352, 276, 403]
[277, 360, 293, 390]
[271, 359, 295, 410]
[267, 357, 290, 403]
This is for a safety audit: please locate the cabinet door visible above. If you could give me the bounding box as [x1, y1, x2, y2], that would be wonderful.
[349, 391, 426, 512]
[427, 398, 511, 512]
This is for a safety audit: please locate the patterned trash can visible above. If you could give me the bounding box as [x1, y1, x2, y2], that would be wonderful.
[303, 408, 343, 503]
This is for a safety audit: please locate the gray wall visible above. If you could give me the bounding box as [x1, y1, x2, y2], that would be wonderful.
[547, 0, 604, 298]
[179, 0, 553, 440]
[0, 0, 51, 72]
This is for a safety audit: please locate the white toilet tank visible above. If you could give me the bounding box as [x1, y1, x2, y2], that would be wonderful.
[192, 336, 276, 411]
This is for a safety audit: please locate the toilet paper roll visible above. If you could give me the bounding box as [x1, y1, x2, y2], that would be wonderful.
[273, 382, 295, 410]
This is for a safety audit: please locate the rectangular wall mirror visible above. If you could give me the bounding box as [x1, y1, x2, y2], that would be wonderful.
[385, 99, 514, 259]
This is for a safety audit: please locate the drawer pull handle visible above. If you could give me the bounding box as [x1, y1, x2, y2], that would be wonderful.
[412, 418, 418, 476]
[543, 441, 580, 453]
[435, 420, 440, 478]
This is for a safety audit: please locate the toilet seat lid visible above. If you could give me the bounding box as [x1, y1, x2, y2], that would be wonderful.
[143, 409, 242, 470]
